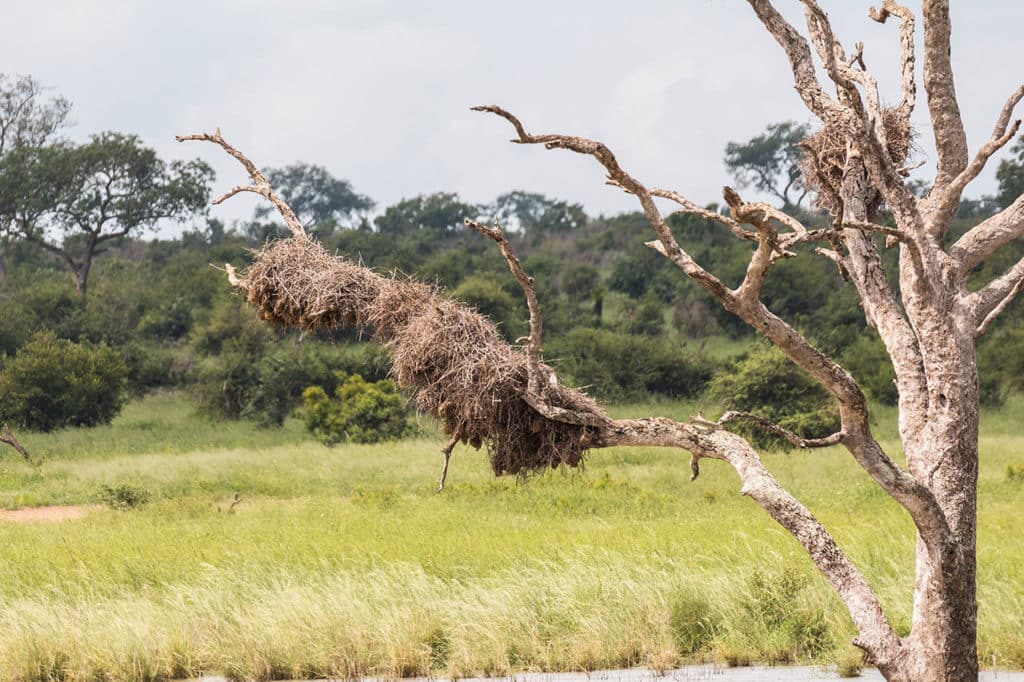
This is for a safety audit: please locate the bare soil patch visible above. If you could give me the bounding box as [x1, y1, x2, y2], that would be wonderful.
[0, 505, 95, 523]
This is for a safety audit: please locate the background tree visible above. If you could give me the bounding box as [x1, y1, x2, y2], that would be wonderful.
[0, 74, 70, 157]
[0, 132, 212, 295]
[252, 162, 373, 240]
[724, 120, 811, 209]
[374, 192, 479, 236]
[0, 74, 71, 282]
[491, 190, 587, 235]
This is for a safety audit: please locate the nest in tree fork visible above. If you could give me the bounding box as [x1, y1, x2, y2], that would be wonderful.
[244, 237, 606, 475]
[799, 107, 913, 214]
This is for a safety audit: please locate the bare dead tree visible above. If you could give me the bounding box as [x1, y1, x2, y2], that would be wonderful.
[179, 3, 1021, 676]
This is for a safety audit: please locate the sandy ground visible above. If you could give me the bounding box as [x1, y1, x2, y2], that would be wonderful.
[184, 664, 1024, 681]
[0, 504, 95, 522]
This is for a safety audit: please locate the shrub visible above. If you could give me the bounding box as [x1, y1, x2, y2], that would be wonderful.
[122, 342, 190, 395]
[97, 482, 152, 510]
[708, 345, 840, 450]
[547, 328, 714, 401]
[668, 589, 720, 655]
[302, 373, 412, 445]
[841, 335, 897, 406]
[1007, 464, 1024, 482]
[452, 273, 523, 338]
[625, 291, 666, 336]
[193, 330, 390, 427]
[137, 297, 193, 340]
[0, 331, 128, 431]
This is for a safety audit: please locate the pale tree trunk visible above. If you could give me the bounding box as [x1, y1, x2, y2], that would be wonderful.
[899, 313, 980, 681]
[180, 3, 1024, 675]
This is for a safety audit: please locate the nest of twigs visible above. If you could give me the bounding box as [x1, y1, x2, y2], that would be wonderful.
[243, 238, 606, 475]
[799, 107, 913, 214]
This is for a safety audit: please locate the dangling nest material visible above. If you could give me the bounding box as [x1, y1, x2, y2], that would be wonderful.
[799, 107, 913, 215]
[243, 238, 607, 475]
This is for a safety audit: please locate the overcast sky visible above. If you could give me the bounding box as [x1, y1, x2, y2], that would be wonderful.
[2, 1, 1021, 234]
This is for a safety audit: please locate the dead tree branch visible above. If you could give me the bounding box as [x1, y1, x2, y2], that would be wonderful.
[949, 194, 1024, 278]
[869, 1, 916, 125]
[591, 418, 901, 666]
[931, 84, 1024, 227]
[650, 188, 758, 243]
[463, 219, 544, 397]
[921, 0, 968, 189]
[464, 217, 612, 431]
[0, 424, 32, 464]
[474, 104, 953, 565]
[694, 411, 845, 449]
[437, 433, 459, 492]
[968, 254, 1024, 337]
[176, 129, 307, 240]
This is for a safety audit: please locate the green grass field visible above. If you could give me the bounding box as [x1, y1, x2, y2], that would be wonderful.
[0, 392, 1022, 681]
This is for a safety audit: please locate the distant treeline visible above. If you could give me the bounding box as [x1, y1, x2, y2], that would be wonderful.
[3, 73, 1024, 436]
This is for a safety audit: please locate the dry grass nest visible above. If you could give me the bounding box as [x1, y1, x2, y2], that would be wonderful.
[799, 107, 913, 213]
[244, 238, 607, 475]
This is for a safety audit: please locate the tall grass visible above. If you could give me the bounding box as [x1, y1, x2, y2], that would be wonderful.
[0, 392, 1022, 680]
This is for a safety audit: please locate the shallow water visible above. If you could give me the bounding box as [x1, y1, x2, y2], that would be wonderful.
[188, 664, 1024, 681]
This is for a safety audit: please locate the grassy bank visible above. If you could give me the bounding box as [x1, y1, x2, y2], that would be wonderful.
[0, 393, 1022, 680]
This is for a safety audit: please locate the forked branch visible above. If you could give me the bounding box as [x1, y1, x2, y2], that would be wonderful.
[969, 254, 1024, 337]
[695, 411, 845, 449]
[464, 217, 612, 430]
[460, 219, 900, 666]
[470, 105, 733, 304]
[176, 129, 307, 240]
[931, 84, 1024, 225]
[869, 1, 916, 124]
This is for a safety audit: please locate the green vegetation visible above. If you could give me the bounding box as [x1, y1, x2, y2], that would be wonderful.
[3, 76, 1024, 680]
[0, 331, 128, 431]
[0, 392, 1022, 681]
[302, 373, 412, 445]
[707, 346, 840, 449]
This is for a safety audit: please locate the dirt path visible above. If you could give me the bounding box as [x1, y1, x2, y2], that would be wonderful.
[0, 505, 95, 522]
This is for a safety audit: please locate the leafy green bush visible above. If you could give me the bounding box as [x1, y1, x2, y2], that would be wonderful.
[302, 373, 412, 445]
[193, 315, 391, 427]
[97, 482, 152, 509]
[547, 328, 714, 401]
[137, 297, 193, 340]
[452, 273, 523, 338]
[625, 291, 665, 336]
[0, 331, 128, 431]
[841, 334, 897, 406]
[708, 345, 840, 450]
[122, 342, 190, 395]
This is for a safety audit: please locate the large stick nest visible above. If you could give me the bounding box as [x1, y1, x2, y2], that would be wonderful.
[799, 107, 913, 215]
[243, 238, 607, 476]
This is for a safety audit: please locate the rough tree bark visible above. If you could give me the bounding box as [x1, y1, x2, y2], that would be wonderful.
[180, 3, 1023, 678]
